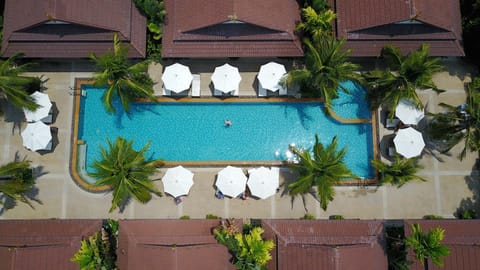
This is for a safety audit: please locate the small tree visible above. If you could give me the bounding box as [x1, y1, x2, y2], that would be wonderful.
[90, 137, 163, 212]
[0, 157, 37, 210]
[371, 155, 426, 187]
[405, 223, 450, 269]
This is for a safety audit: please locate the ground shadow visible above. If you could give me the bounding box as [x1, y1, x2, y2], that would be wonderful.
[456, 168, 480, 218]
[37, 127, 59, 155]
[279, 170, 314, 212]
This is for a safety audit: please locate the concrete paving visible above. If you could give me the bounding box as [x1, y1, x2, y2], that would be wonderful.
[0, 58, 479, 220]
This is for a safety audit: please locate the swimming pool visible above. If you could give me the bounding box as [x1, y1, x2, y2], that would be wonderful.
[77, 85, 375, 180]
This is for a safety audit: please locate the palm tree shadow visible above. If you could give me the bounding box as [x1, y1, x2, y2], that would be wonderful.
[455, 169, 480, 217]
[280, 170, 317, 213]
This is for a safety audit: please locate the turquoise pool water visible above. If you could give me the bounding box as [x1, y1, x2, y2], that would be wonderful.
[78, 84, 374, 178]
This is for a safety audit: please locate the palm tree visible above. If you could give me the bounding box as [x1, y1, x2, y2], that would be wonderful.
[405, 223, 450, 270]
[371, 155, 426, 187]
[285, 35, 361, 114]
[295, 6, 336, 39]
[90, 33, 156, 113]
[0, 158, 36, 209]
[364, 44, 443, 114]
[90, 137, 163, 213]
[427, 77, 480, 160]
[0, 53, 41, 111]
[286, 135, 357, 210]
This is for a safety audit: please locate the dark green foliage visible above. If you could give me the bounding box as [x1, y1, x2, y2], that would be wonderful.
[90, 33, 156, 113]
[302, 213, 316, 220]
[364, 44, 443, 112]
[287, 135, 357, 211]
[302, 0, 330, 12]
[405, 224, 450, 268]
[371, 155, 426, 187]
[461, 0, 480, 64]
[423, 215, 444, 220]
[457, 209, 477, 219]
[179, 215, 190, 220]
[385, 225, 411, 270]
[71, 219, 118, 270]
[133, 0, 166, 58]
[134, 0, 166, 25]
[206, 214, 220, 219]
[90, 137, 163, 213]
[427, 77, 480, 160]
[328, 215, 344, 220]
[0, 155, 37, 209]
[0, 53, 41, 111]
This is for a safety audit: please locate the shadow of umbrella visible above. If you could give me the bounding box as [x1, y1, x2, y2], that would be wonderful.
[379, 133, 396, 161]
[37, 127, 59, 156]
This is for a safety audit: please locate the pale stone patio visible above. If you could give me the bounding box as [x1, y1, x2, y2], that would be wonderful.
[0, 58, 478, 220]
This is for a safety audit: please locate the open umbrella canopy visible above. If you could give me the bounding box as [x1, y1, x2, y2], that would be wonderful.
[393, 127, 425, 158]
[395, 98, 425, 125]
[211, 64, 242, 94]
[21, 121, 52, 151]
[161, 63, 194, 93]
[162, 166, 194, 198]
[257, 62, 287, 91]
[247, 167, 279, 199]
[23, 91, 52, 122]
[215, 166, 247, 198]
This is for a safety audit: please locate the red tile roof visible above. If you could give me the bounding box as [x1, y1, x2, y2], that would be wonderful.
[405, 220, 480, 270]
[262, 219, 388, 270]
[0, 219, 102, 270]
[117, 219, 241, 270]
[1, 0, 146, 58]
[333, 0, 464, 56]
[161, 0, 303, 58]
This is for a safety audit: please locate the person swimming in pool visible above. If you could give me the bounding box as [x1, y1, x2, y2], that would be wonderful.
[225, 119, 232, 127]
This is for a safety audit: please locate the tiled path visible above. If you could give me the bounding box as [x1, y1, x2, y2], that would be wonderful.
[0, 58, 479, 220]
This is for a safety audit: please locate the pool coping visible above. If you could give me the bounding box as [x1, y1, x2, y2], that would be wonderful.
[70, 78, 379, 192]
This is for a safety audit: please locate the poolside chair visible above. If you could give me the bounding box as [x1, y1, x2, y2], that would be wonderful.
[258, 85, 267, 97]
[191, 74, 201, 97]
[162, 86, 171, 96]
[278, 85, 287, 96]
[386, 117, 400, 129]
[214, 89, 223, 96]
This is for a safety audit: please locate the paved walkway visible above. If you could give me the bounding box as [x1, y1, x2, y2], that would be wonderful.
[0, 58, 479, 220]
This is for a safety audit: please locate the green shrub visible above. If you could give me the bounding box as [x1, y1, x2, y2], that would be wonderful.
[458, 209, 477, 219]
[302, 213, 316, 220]
[179, 215, 190, 220]
[206, 214, 220, 219]
[423, 215, 444, 220]
[329, 215, 344, 220]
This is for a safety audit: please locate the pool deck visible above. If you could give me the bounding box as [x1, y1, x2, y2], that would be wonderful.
[0, 58, 479, 220]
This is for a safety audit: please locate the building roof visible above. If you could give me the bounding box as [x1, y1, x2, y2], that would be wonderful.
[117, 219, 241, 270]
[405, 220, 480, 270]
[0, 219, 102, 270]
[161, 0, 303, 58]
[332, 0, 464, 56]
[262, 219, 388, 270]
[1, 0, 146, 58]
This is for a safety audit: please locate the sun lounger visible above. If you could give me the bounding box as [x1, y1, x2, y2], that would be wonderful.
[258, 85, 267, 97]
[192, 74, 201, 97]
[386, 117, 400, 129]
[214, 89, 223, 96]
[279, 85, 287, 96]
[162, 86, 171, 96]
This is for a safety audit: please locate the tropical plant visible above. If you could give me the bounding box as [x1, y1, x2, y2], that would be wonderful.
[71, 219, 118, 270]
[286, 134, 357, 211]
[214, 220, 274, 270]
[0, 157, 37, 209]
[405, 223, 450, 269]
[89, 33, 156, 113]
[90, 137, 163, 213]
[295, 6, 336, 39]
[427, 77, 480, 160]
[133, 0, 166, 58]
[0, 53, 41, 111]
[371, 155, 426, 187]
[302, 0, 330, 12]
[364, 44, 443, 114]
[285, 35, 361, 113]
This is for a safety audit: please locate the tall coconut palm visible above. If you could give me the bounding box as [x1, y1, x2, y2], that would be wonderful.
[0, 158, 36, 209]
[364, 44, 443, 114]
[90, 137, 163, 213]
[371, 155, 426, 187]
[285, 35, 361, 114]
[286, 135, 357, 211]
[0, 53, 41, 111]
[90, 33, 156, 113]
[427, 77, 480, 160]
[405, 223, 450, 270]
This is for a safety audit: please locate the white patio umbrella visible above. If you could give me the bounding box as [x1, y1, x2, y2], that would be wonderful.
[395, 98, 425, 125]
[21, 121, 52, 151]
[211, 64, 242, 94]
[23, 91, 52, 122]
[215, 166, 247, 198]
[247, 167, 279, 199]
[161, 63, 194, 93]
[162, 166, 194, 198]
[257, 62, 287, 91]
[393, 127, 425, 158]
